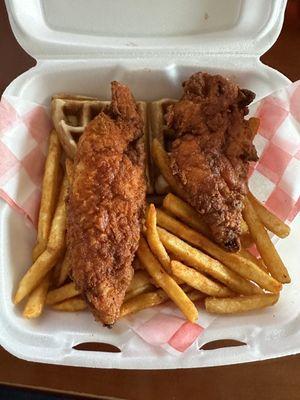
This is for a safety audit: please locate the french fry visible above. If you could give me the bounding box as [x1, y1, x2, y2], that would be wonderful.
[158, 227, 262, 295]
[46, 282, 81, 305]
[243, 198, 290, 283]
[205, 293, 279, 314]
[146, 204, 171, 273]
[248, 192, 290, 238]
[163, 193, 210, 237]
[121, 286, 205, 318]
[14, 177, 68, 304]
[121, 285, 204, 319]
[151, 138, 186, 199]
[120, 289, 168, 317]
[65, 158, 74, 185]
[125, 270, 154, 301]
[124, 284, 154, 302]
[155, 175, 170, 194]
[52, 297, 87, 312]
[180, 283, 193, 294]
[52, 256, 64, 286]
[57, 251, 71, 287]
[32, 130, 62, 261]
[239, 248, 268, 273]
[144, 203, 183, 282]
[47, 175, 68, 253]
[170, 260, 234, 297]
[22, 272, 52, 319]
[14, 251, 58, 304]
[240, 219, 250, 236]
[163, 193, 253, 247]
[137, 237, 198, 322]
[187, 290, 206, 303]
[156, 209, 282, 293]
[126, 270, 152, 292]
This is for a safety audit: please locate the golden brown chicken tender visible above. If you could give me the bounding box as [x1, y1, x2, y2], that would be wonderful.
[67, 82, 146, 325]
[166, 72, 258, 251]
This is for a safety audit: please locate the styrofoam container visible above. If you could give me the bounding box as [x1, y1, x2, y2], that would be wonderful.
[1, 0, 300, 369]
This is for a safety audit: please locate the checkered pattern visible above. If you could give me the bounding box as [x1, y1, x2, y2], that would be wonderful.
[0, 82, 300, 354]
[125, 303, 215, 354]
[0, 96, 52, 226]
[248, 82, 300, 222]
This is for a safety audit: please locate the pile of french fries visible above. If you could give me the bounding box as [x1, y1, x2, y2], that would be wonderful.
[13, 128, 291, 323]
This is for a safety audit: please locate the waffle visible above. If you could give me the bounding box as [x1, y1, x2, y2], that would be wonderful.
[149, 99, 177, 194]
[51, 94, 109, 159]
[51, 94, 153, 193]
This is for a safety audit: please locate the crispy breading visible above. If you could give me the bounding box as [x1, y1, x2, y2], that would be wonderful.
[67, 82, 146, 325]
[166, 73, 257, 251]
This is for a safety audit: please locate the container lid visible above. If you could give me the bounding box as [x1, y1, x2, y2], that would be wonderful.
[6, 0, 287, 59]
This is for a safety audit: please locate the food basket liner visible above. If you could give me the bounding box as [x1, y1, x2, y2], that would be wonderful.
[0, 81, 299, 355]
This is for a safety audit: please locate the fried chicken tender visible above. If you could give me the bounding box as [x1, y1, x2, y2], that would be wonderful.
[67, 82, 146, 325]
[166, 72, 258, 252]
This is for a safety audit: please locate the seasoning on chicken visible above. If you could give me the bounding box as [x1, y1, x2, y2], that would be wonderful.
[67, 81, 146, 325]
[166, 72, 258, 252]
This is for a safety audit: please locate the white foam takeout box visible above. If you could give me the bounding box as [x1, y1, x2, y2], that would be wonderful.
[1, 0, 300, 369]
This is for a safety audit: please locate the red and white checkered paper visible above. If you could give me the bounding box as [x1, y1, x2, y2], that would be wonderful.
[0, 83, 300, 354]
